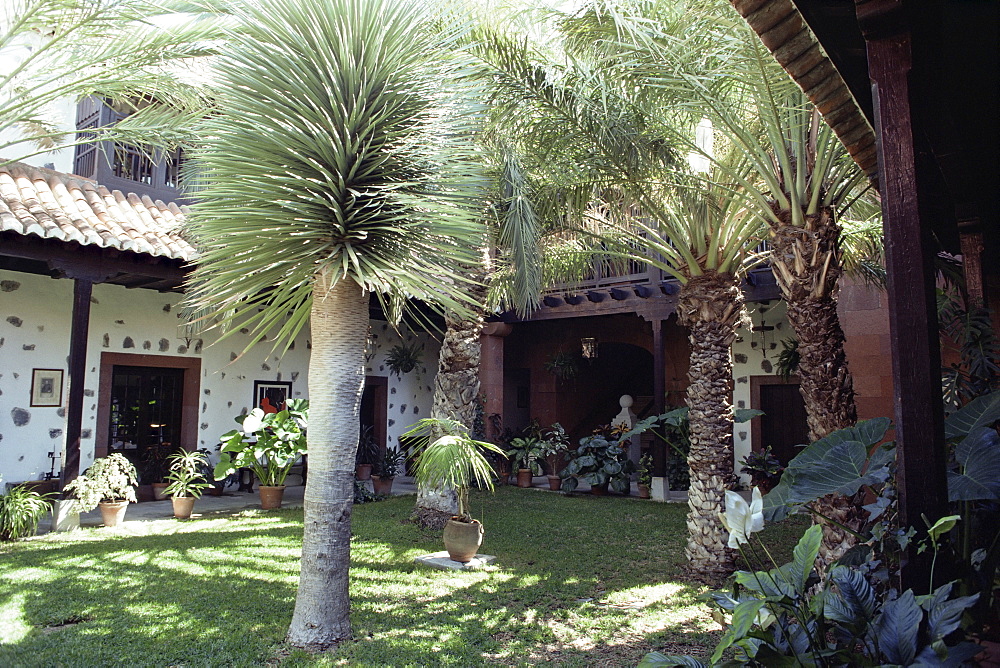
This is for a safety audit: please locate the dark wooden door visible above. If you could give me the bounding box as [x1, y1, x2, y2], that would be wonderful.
[108, 366, 185, 483]
[757, 383, 810, 468]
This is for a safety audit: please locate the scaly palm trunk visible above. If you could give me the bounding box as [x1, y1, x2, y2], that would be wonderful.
[677, 272, 745, 582]
[287, 273, 367, 650]
[769, 206, 861, 569]
[414, 278, 488, 529]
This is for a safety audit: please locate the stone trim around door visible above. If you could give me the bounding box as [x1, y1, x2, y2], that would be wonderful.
[94, 352, 201, 460]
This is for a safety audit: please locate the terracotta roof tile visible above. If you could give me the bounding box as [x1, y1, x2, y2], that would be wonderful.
[0, 161, 195, 262]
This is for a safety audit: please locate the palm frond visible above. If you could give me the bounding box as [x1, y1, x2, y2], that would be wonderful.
[183, 0, 488, 352]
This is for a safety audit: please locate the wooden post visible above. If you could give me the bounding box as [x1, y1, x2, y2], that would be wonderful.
[858, 0, 949, 593]
[651, 319, 667, 477]
[62, 278, 93, 487]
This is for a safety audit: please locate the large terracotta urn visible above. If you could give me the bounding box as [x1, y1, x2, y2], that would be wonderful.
[442, 518, 484, 563]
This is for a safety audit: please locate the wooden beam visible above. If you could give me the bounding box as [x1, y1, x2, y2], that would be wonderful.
[61, 278, 93, 487]
[859, 0, 949, 593]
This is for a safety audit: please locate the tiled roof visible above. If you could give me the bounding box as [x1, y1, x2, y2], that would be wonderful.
[0, 161, 195, 262]
[730, 0, 879, 186]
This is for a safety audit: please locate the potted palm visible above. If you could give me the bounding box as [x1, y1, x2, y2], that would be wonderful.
[371, 446, 405, 495]
[405, 418, 505, 563]
[163, 450, 212, 519]
[505, 436, 546, 488]
[62, 453, 138, 527]
[215, 399, 308, 509]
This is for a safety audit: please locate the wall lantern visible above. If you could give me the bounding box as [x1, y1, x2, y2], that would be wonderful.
[581, 337, 598, 359]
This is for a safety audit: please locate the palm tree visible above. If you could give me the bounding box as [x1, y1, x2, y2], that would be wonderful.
[574, 0, 878, 566]
[183, 0, 485, 650]
[1, 0, 218, 166]
[475, 16, 768, 579]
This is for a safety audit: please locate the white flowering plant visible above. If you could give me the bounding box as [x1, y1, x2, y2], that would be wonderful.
[62, 453, 138, 511]
[215, 399, 308, 487]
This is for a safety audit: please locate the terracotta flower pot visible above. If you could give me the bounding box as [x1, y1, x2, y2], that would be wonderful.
[208, 486, 224, 497]
[547, 475, 562, 491]
[590, 482, 609, 496]
[98, 500, 129, 527]
[443, 518, 484, 563]
[371, 475, 394, 495]
[258, 485, 286, 509]
[516, 469, 533, 488]
[638, 483, 651, 499]
[171, 495, 196, 519]
[151, 482, 169, 501]
[355, 463, 373, 481]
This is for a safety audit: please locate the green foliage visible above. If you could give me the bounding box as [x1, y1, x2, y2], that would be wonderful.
[355, 425, 379, 467]
[559, 428, 637, 494]
[642, 525, 981, 667]
[0, 485, 52, 541]
[774, 338, 799, 381]
[215, 399, 308, 487]
[183, 0, 488, 353]
[404, 417, 505, 521]
[543, 351, 581, 382]
[505, 436, 546, 476]
[384, 342, 423, 377]
[62, 453, 138, 511]
[162, 450, 211, 499]
[375, 447, 405, 479]
[939, 294, 1000, 408]
[638, 453, 653, 487]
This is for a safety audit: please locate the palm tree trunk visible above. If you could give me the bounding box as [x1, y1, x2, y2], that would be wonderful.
[287, 273, 367, 650]
[414, 280, 487, 529]
[676, 272, 746, 582]
[769, 207, 861, 569]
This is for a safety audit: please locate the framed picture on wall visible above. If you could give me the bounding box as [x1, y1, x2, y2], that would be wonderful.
[30, 368, 64, 407]
[254, 380, 292, 413]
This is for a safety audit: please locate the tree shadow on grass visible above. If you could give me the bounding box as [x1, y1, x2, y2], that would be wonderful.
[0, 487, 740, 666]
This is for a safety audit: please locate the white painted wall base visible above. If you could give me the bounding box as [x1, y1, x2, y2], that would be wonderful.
[51, 500, 80, 532]
[650, 476, 668, 502]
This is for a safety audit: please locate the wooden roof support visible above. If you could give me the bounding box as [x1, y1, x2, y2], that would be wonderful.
[859, 0, 950, 593]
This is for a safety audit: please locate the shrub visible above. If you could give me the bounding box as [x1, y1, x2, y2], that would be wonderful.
[0, 485, 52, 540]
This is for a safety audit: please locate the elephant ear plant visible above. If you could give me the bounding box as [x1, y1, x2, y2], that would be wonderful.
[215, 399, 309, 487]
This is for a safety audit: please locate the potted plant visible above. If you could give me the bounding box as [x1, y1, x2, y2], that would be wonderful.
[739, 446, 784, 493]
[355, 425, 378, 480]
[559, 426, 637, 495]
[404, 417, 505, 563]
[637, 453, 653, 499]
[505, 436, 546, 488]
[384, 341, 423, 376]
[372, 446, 405, 495]
[215, 399, 308, 509]
[198, 448, 236, 496]
[163, 449, 212, 519]
[62, 453, 138, 527]
[0, 484, 53, 540]
[540, 422, 570, 491]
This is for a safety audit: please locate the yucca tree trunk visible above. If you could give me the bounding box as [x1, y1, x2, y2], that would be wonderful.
[414, 279, 488, 529]
[676, 272, 745, 582]
[768, 207, 861, 568]
[287, 273, 367, 650]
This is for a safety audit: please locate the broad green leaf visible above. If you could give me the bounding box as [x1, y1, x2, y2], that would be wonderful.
[786, 524, 822, 592]
[947, 427, 1000, 501]
[874, 590, 921, 665]
[710, 599, 765, 664]
[944, 390, 1000, 439]
[734, 408, 764, 423]
[926, 515, 961, 542]
[826, 565, 876, 623]
[638, 653, 708, 668]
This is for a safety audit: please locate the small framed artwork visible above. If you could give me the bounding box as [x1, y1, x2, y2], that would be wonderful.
[30, 368, 64, 407]
[254, 380, 292, 413]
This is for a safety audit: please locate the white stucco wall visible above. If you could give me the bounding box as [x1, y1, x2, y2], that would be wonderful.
[731, 299, 792, 482]
[0, 269, 439, 485]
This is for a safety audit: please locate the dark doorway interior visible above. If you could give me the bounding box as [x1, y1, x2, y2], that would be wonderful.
[361, 375, 388, 452]
[108, 365, 185, 484]
[751, 376, 810, 468]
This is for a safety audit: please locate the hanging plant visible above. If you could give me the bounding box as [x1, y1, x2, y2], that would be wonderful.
[543, 351, 581, 382]
[775, 338, 799, 380]
[385, 342, 423, 377]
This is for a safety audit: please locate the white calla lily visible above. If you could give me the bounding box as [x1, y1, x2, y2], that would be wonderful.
[724, 487, 765, 548]
[241, 409, 265, 436]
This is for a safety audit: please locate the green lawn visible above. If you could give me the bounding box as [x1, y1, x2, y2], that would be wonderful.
[0, 487, 807, 667]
